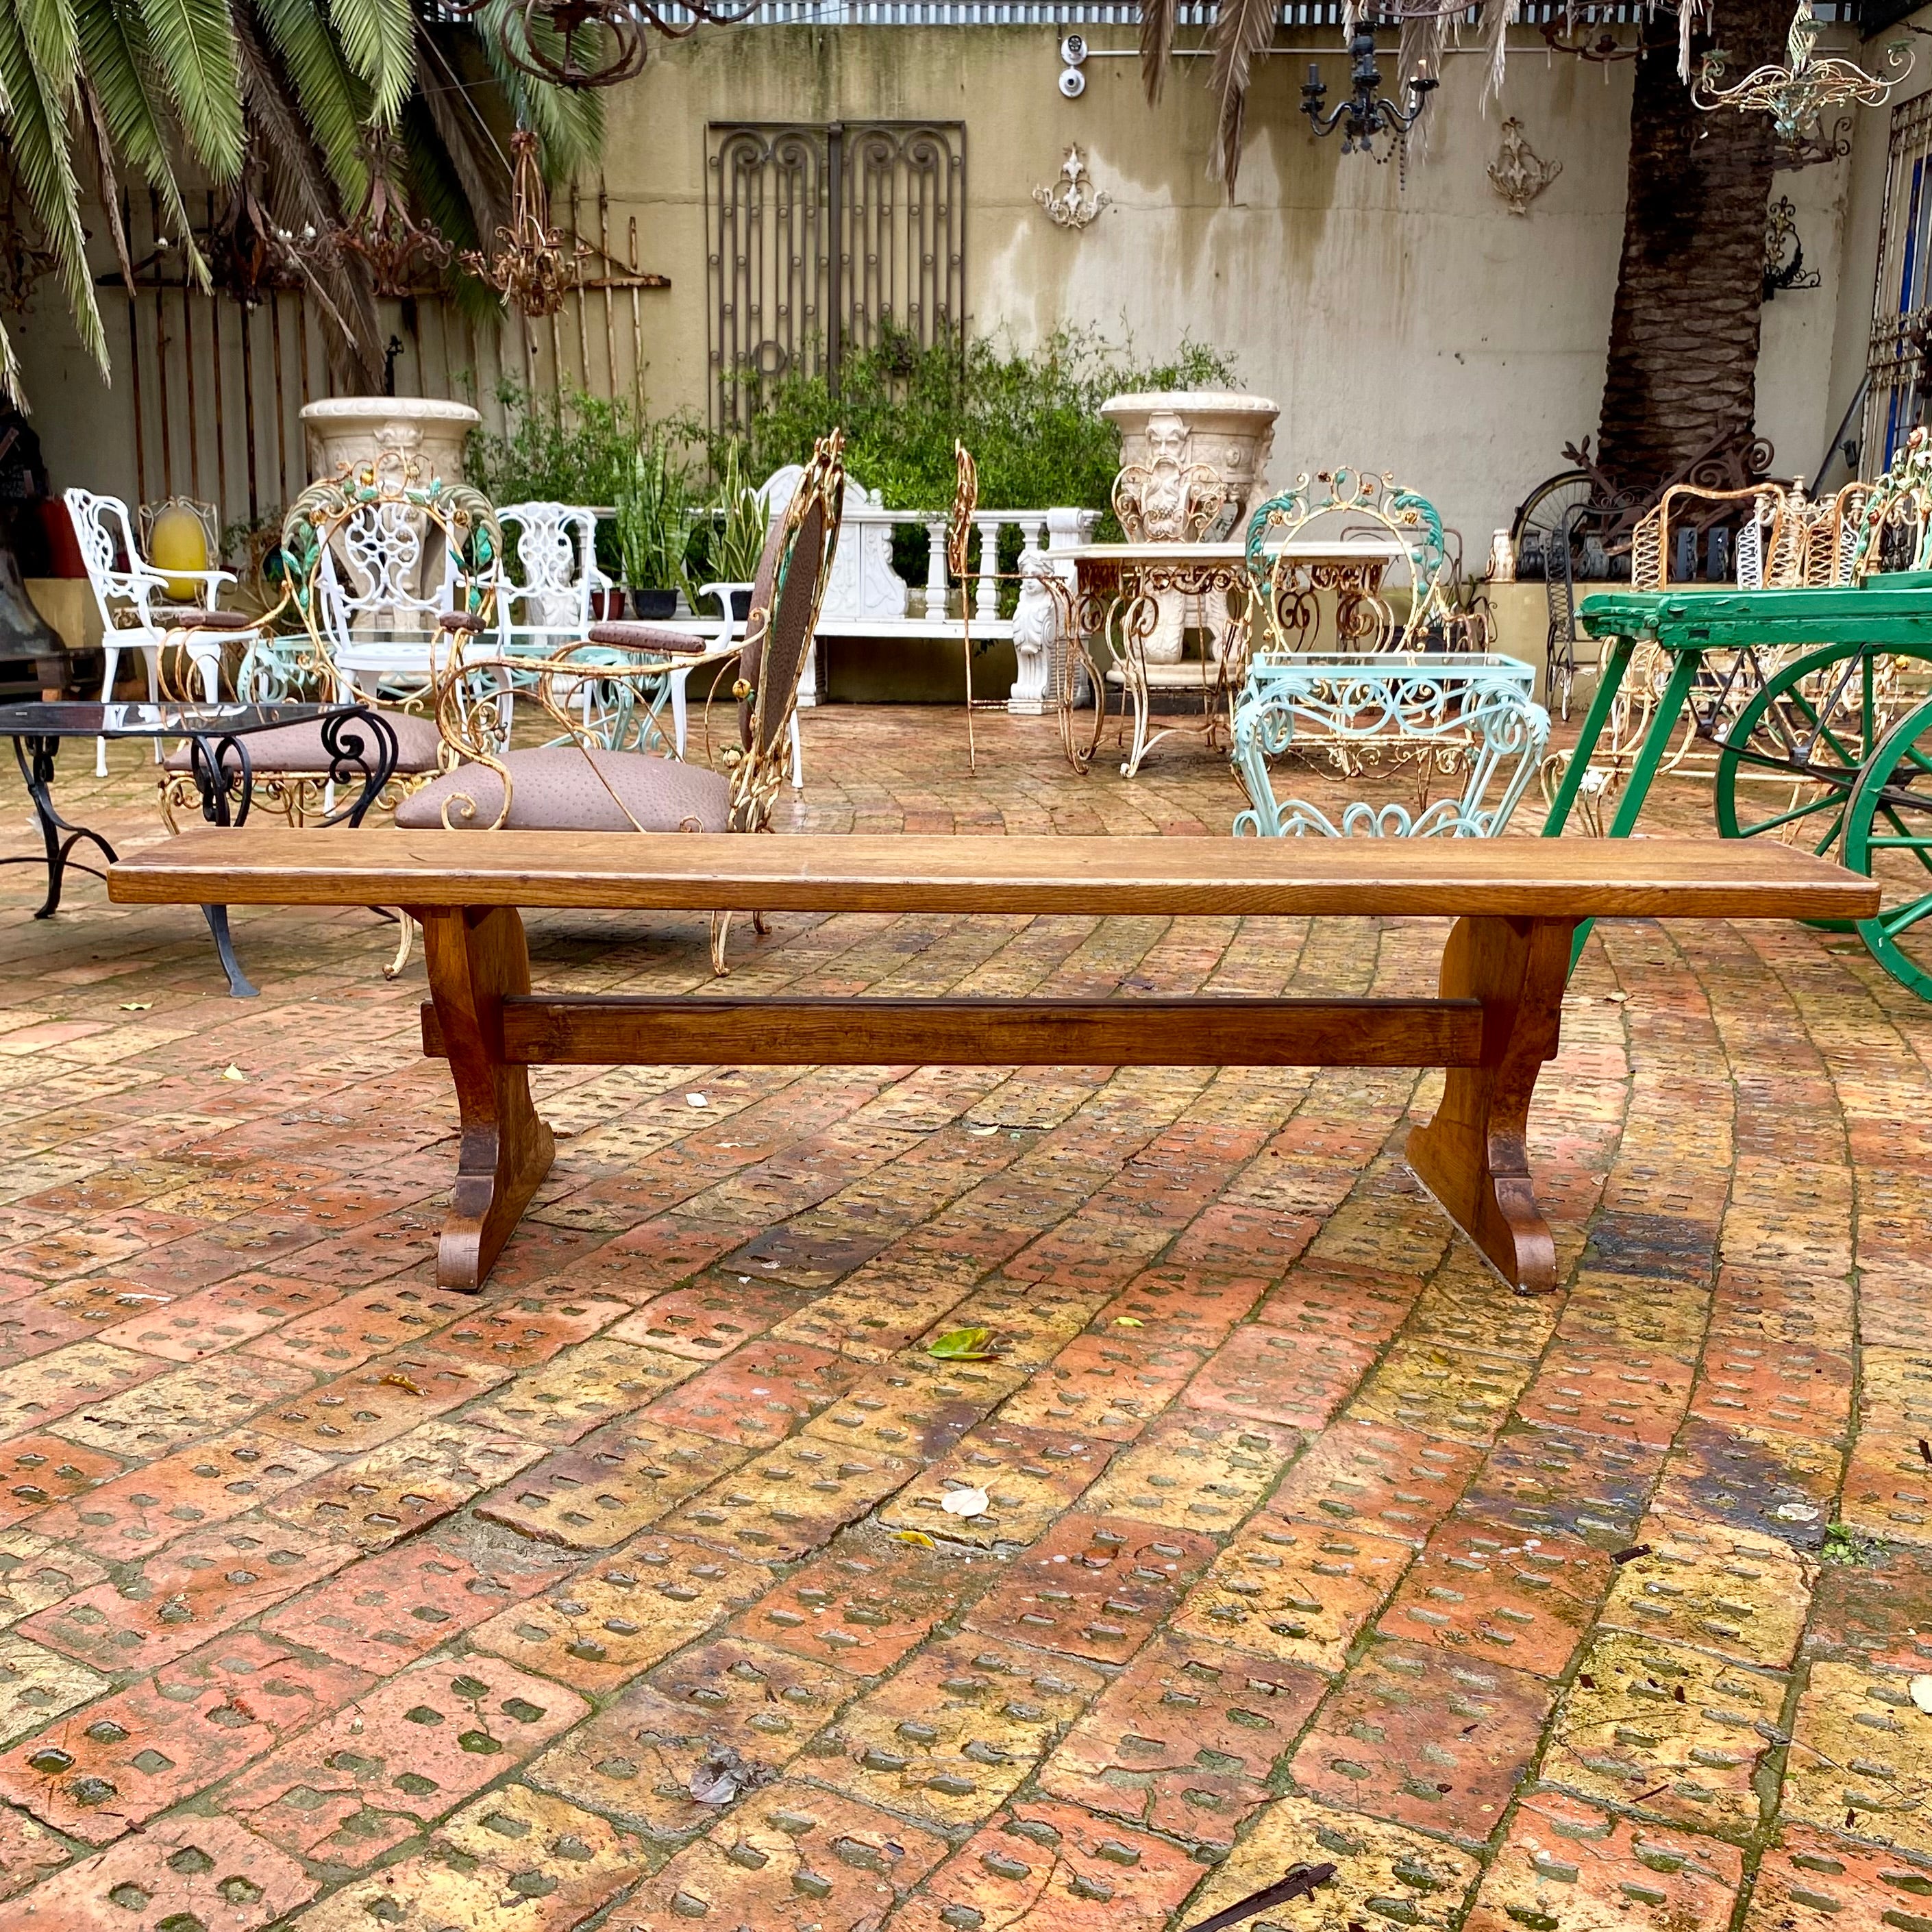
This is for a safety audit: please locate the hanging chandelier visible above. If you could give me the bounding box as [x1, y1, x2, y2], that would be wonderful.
[441, 0, 758, 90]
[461, 130, 589, 318]
[1694, 0, 1910, 146]
[1302, 25, 1438, 158]
[328, 132, 453, 297]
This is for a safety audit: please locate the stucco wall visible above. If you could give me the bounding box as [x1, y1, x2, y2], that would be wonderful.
[14, 19, 1872, 545]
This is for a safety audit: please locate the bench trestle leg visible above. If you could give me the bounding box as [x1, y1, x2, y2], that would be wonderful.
[414, 905, 556, 1293]
[1407, 915, 1574, 1296]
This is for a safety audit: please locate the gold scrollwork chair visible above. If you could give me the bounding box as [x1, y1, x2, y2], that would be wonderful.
[946, 443, 1079, 773]
[395, 432, 847, 975]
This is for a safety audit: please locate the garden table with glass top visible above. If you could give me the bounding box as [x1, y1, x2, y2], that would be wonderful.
[1539, 580, 1932, 985]
[1, 699, 397, 998]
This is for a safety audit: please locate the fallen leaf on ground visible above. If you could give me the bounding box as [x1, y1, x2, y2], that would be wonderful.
[1911, 1676, 1932, 1714]
[687, 1744, 776, 1806]
[894, 1531, 936, 1548]
[1114, 1316, 1144, 1327]
[222, 1065, 247, 1082]
[119, 1002, 152, 1011]
[380, 1374, 424, 1396]
[940, 1487, 989, 1518]
[929, 1327, 998, 1361]
[685, 1093, 708, 1108]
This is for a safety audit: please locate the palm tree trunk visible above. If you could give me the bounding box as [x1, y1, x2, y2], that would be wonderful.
[1596, 0, 1792, 490]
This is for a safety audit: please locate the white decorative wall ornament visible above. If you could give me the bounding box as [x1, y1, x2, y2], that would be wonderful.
[1487, 119, 1562, 216]
[1034, 147, 1111, 230]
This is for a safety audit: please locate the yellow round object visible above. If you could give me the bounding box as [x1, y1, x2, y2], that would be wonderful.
[147, 505, 209, 603]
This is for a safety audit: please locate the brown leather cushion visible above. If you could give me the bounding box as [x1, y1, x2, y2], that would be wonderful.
[585, 621, 712, 654]
[162, 710, 444, 775]
[393, 745, 730, 832]
[160, 608, 257, 631]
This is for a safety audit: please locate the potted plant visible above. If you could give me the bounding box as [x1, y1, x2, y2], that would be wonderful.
[615, 444, 687, 620]
[687, 443, 771, 623]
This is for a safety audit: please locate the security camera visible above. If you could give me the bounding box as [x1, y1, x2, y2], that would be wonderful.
[1060, 34, 1087, 64]
[1058, 66, 1087, 97]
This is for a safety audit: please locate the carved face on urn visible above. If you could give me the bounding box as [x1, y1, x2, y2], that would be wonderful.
[1145, 413, 1188, 465]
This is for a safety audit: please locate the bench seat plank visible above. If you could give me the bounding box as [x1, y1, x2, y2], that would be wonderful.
[108, 828, 1879, 923]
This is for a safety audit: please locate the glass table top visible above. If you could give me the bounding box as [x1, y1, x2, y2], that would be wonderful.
[0, 702, 341, 740]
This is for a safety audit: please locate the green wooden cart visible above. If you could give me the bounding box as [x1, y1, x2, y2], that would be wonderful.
[1540, 438, 1932, 995]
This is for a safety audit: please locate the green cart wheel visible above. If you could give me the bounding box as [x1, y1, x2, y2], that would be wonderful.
[1843, 694, 1932, 999]
[1713, 641, 1932, 928]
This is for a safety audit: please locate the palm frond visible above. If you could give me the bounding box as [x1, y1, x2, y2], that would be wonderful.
[1481, 0, 1518, 108]
[1139, 0, 1174, 103]
[251, 0, 369, 201]
[477, 0, 602, 177]
[75, 0, 209, 286]
[76, 67, 136, 293]
[14, 0, 79, 103]
[0, 0, 106, 375]
[0, 318, 21, 409]
[234, 7, 382, 383]
[139, 0, 247, 177]
[1205, 0, 1279, 188]
[327, 0, 412, 125]
[417, 22, 508, 240]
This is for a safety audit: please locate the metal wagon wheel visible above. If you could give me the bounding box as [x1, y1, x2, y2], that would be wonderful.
[1843, 694, 1932, 999]
[1509, 469, 1597, 571]
[1712, 640, 1932, 929]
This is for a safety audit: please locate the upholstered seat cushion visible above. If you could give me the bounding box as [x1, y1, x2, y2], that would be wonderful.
[161, 710, 444, 775]
[159, 608, 257, 630]
[393, 745, 730, 832]
[585, 621, 712, 654]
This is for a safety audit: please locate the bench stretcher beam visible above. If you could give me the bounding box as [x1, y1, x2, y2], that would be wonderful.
[419, 995, 1490, 1070]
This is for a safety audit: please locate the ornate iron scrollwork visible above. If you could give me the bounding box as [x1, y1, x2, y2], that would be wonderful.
[1763, 195, 1822, 299]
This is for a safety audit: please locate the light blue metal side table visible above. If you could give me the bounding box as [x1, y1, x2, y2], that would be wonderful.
[1231, 652, 1550, 837]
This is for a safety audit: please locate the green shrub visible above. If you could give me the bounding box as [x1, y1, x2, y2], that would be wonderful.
[612, 445, 691, 592]
[468, 382, 697, 573]
[722, 324, 1240, 521]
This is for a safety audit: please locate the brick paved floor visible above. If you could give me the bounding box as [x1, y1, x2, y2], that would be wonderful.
[0, 705, 1924, 1931]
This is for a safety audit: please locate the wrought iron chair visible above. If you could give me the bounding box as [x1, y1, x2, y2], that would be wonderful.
[1242, 468, 1453, 658]
[64, 487, 240, 775]
[947, 443, 1066, 773]
[395, 431, 847, 975]
[1230, 473, 1546, 837]
[159, 460, 501, 835]
[497, 501, 611, 658]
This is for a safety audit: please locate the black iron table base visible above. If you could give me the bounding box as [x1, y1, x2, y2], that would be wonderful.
[1, 703, 399, 998]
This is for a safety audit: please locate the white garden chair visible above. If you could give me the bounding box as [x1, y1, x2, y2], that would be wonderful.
[64, 487, 238, 775]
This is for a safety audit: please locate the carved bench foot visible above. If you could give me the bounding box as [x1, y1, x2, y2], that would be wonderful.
[414, 905, 556, 1293]
[1407, 915, 1574, 1296]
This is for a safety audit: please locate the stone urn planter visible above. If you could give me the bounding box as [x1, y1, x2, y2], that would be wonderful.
[1100, 391, 1279, 518]
[301, 397, 480, 485]
[1100, 391, 1278, 664]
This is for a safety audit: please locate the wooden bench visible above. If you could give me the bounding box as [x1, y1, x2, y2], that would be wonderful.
[107, 829, 1876, 1298]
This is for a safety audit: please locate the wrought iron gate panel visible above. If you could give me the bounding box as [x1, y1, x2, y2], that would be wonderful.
[707, 119, 965, 428]
[1864, 92, 1932, 475]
